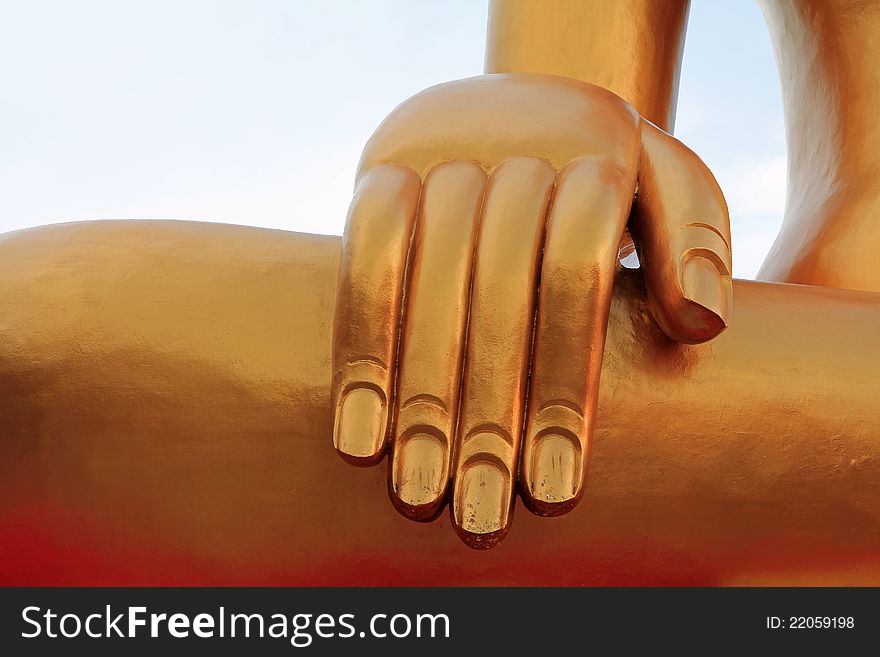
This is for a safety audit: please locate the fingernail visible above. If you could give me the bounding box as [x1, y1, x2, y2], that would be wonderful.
[394, 434, 446, 508]
[681, 255, 730, 326]
[529, 434, 578, 504]
[334, 388, 386, 459]
[455, 461, 508, 537]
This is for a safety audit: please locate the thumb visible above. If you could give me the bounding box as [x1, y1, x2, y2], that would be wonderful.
[630, 121, 733, 344]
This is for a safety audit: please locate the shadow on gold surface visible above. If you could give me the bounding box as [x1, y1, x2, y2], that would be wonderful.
[0, 221, 877, 585]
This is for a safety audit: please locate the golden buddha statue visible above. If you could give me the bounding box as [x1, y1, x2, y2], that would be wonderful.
[1, 0, 879, 585]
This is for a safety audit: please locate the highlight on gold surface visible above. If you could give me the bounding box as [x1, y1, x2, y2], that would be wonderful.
[2, 0, 880, 583]
[331, 72, 732, 548]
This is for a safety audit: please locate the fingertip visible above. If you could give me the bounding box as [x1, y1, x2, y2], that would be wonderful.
[521, 475, 584, 518]
[452, 459, 513, 550]
[390, 432, 449, 521]
[521, 431, 584, 517]
[333, 387, 389, 466]
[520, 490, 583, 518]
[681, 254, 731, 327]
[454, 524, 510, 551]
[390, 493, 446, 524]
[336, 449, 386, 468]
[355, 161, 421, 193]
[651, 297, 729, 345]
[647, 253, 732, 344]
[682, 300, 729, 343]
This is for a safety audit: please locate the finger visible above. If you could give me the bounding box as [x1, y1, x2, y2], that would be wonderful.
[451, 156, 555, 549]
[389, 161, 487, 520]
[520, 156, 635, 515]
[332, 164, 421, 465]
[631, 121, 733, 344]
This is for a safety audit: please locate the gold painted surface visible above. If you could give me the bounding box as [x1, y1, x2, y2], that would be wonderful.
[0, 220, 878, 584]
[336, 73, 731, 547]
[3, 0, 880, 581]
[758, 0, 880, 291]
[332, 0, 880, 549]
[485, 0, 690, 131]
[485, 0, 880, 291]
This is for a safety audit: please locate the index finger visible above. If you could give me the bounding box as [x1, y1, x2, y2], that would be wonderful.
[332, 164, 421, 465]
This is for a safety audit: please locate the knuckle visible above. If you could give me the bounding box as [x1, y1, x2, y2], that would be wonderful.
[395, 394, 451, 440]
[680, 246, 732, 278]
[457, 424, 515, 468]
[426, 159, 485, 180]
[683, 220, 731, 248]
[355, 162, 420, 199]
[491, 155, 556, 180]
[561, 154, 631, 187]
[529, 402, 586, 442]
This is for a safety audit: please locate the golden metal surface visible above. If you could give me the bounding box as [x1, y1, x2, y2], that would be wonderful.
[0, 221, 878, 584]
[485, 0, 690, 131]
[332, 0, 880, 549]
[335, 73, 731, 547]
[757, 0, 880, 291]
[2, 0, 880, 579]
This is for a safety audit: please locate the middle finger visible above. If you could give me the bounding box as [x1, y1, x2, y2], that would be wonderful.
[451, 156, 555, 549]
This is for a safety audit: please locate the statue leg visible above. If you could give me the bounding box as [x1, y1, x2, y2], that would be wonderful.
[0, 220, 877, 585]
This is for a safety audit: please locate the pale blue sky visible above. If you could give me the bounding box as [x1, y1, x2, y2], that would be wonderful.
[0, 0, 784, 278]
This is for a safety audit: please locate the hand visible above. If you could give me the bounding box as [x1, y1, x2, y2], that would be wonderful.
[331, 74, 732, 548]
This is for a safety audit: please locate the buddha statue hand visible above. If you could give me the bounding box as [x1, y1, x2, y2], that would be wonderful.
[330, 73, 732, 548]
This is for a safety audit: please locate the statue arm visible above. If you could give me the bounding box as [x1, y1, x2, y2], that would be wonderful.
[485, 0, 691, 131]
[758, 0, 880, 291]
[488, 0, 880, 292]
